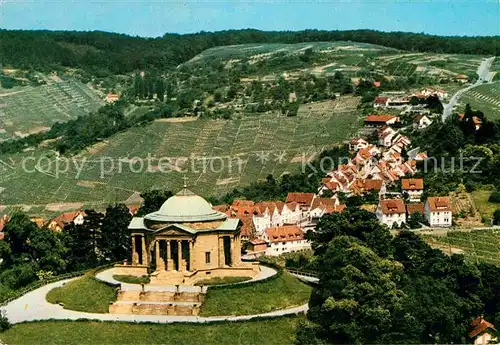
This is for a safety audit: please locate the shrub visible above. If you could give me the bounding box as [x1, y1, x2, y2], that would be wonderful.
[488, 191, 500, 203]
[0, 310, 11, 332]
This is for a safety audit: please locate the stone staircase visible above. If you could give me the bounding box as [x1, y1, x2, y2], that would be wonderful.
[109, 289, 205, 316]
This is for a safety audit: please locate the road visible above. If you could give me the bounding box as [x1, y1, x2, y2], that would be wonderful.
[441, 56, 496, 122]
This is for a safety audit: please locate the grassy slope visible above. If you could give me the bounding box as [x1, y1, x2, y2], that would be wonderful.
[471, 190, 499, 220]
[0, 316, 301, 345]
[199, 272, 312, 316]
[46, 276, 116, 313]
[195, 276, 252, 286]
[0, 98, 360, 205]
[113, 275, 150, 284]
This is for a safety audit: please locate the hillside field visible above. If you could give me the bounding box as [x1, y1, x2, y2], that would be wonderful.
[0, 97, 360, 208]
[0, 78, 103, 140]
[461, 82, 500, 120]
[423, 229, 500, 266]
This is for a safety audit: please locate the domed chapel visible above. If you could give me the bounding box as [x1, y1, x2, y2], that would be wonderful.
[115, 185, 259, 285]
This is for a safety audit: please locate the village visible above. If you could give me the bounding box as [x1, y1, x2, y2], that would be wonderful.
[0, 87, 460, 259]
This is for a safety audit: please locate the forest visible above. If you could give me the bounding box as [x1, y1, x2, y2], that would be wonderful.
[1, 29, 498, 75]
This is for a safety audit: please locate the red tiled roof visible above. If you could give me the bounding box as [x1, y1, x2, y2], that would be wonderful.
[402, 178, 424, 190]
[427, 197, 452, 212]
[127, 205, 141, 216]
[374, 96, 388, 104]
[364, 115, 397, 123]
[286, 193, 315, 206]
[469, 317, 496, 338]
[380, 199, 406, 214]
[373, 81, 381, 88]
[52, 211, 86, 227]
[266, 225, 304, 243]
[406, 203, 425, 215]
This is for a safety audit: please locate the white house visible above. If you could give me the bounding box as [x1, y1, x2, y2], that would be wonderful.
[413, 114, 433, 130]
[376, 199, 407, 228]
[263, 225, 311, 256]
[349, 138, 369, 151]
[420, 88, 448, 99]
[402, 178, 424, 202]
[379, 126, 397, 147]
[425, 197, 452, 227]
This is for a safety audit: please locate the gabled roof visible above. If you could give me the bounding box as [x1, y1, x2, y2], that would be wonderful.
[286, 193, 315, 206]
[364, 115, 397, 123]
[374, 96, 388, 104]
[427, 197, 452, 212]
[469, 317, 496, 339]
[402, 178, 424, 190]
[379, 199, 406, 214]
[266, 225, 304, 243]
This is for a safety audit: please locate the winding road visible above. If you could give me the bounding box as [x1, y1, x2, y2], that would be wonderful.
[441, 56, 496, 122]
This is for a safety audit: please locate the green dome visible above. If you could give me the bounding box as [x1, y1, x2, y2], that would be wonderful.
[144, 188, 227, 223]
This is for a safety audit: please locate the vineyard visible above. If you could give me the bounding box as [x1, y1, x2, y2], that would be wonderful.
[461, 82, 500, 120]
[0, 97, 360, 207]
[0, 79, 103, 139]
[423, 229, 500, 266]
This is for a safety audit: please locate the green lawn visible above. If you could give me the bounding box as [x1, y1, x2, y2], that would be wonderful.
[199, 272, 312, 316]
[0, 316, 301, 345]
[461, 82, 500, 120]
[113, 275, 150, 284]
[195, 276, 252, 286]
[46, 276, 117, 313]
[471, 190, 499, 221]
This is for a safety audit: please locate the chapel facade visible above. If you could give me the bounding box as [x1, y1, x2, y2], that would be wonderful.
[115, 186, 259, 285]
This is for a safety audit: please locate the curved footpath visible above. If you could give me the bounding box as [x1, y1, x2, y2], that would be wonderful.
[95, 265, 277, 291]
[3, 266, 307, 324]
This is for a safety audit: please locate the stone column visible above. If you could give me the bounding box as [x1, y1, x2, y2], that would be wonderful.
[141, 235, 147, 266]
[131, 235, 139, 264]
[177, 240, 182, 271]
[230, 237, 236, 266]
[189, 240, 195, 272]
[218, 236, 225, 267]
[166, 240, 171, 271]
[156, 240, 165, 271]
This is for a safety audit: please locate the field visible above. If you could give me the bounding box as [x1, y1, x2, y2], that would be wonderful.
[423, 229, 500, 266]
[0, 97, 360, 207]
[0, 78, 103, 140]
[0, 316, 301, 345]
[199, 272, 312, 316]
[461, 82, 500, 120]
[471, 189, 500, 221]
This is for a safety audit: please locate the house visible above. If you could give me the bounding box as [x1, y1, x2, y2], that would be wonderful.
[379, 126, 397, 147]
[245, 238, 268, 258]
[263, 225, 310, 255]
[349, 138, 369, 151]
[406, 203, 425, 219]
[469, 316, 497, 345]
[364, 115, 399, 127]
[425, 197, 452, 227]
[286, 193, 315, 212]
[349, 179, 385, 197]
[413, 114, 433, 130]
[47, 211, 86, 232]
[373, 96, 389, 108]
[127, 205, 141, 216]
[30, 217, 46, 228]
[373, 81, 381, 88]
[387, 97, 410, 108]
[376, 199, 406, 228]
[459, 114, 483, 130]
[420, 88, 448, 99]
[308, 198, 345, 226]
[105, 93, 120, 103]
[401, 178, 424, 202]
[456, 74, 469, 83]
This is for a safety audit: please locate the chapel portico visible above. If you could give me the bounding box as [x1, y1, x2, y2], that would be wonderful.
[116, 186, 258, 285]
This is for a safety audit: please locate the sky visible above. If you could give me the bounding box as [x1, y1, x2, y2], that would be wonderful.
[1, 0, 499, 37]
